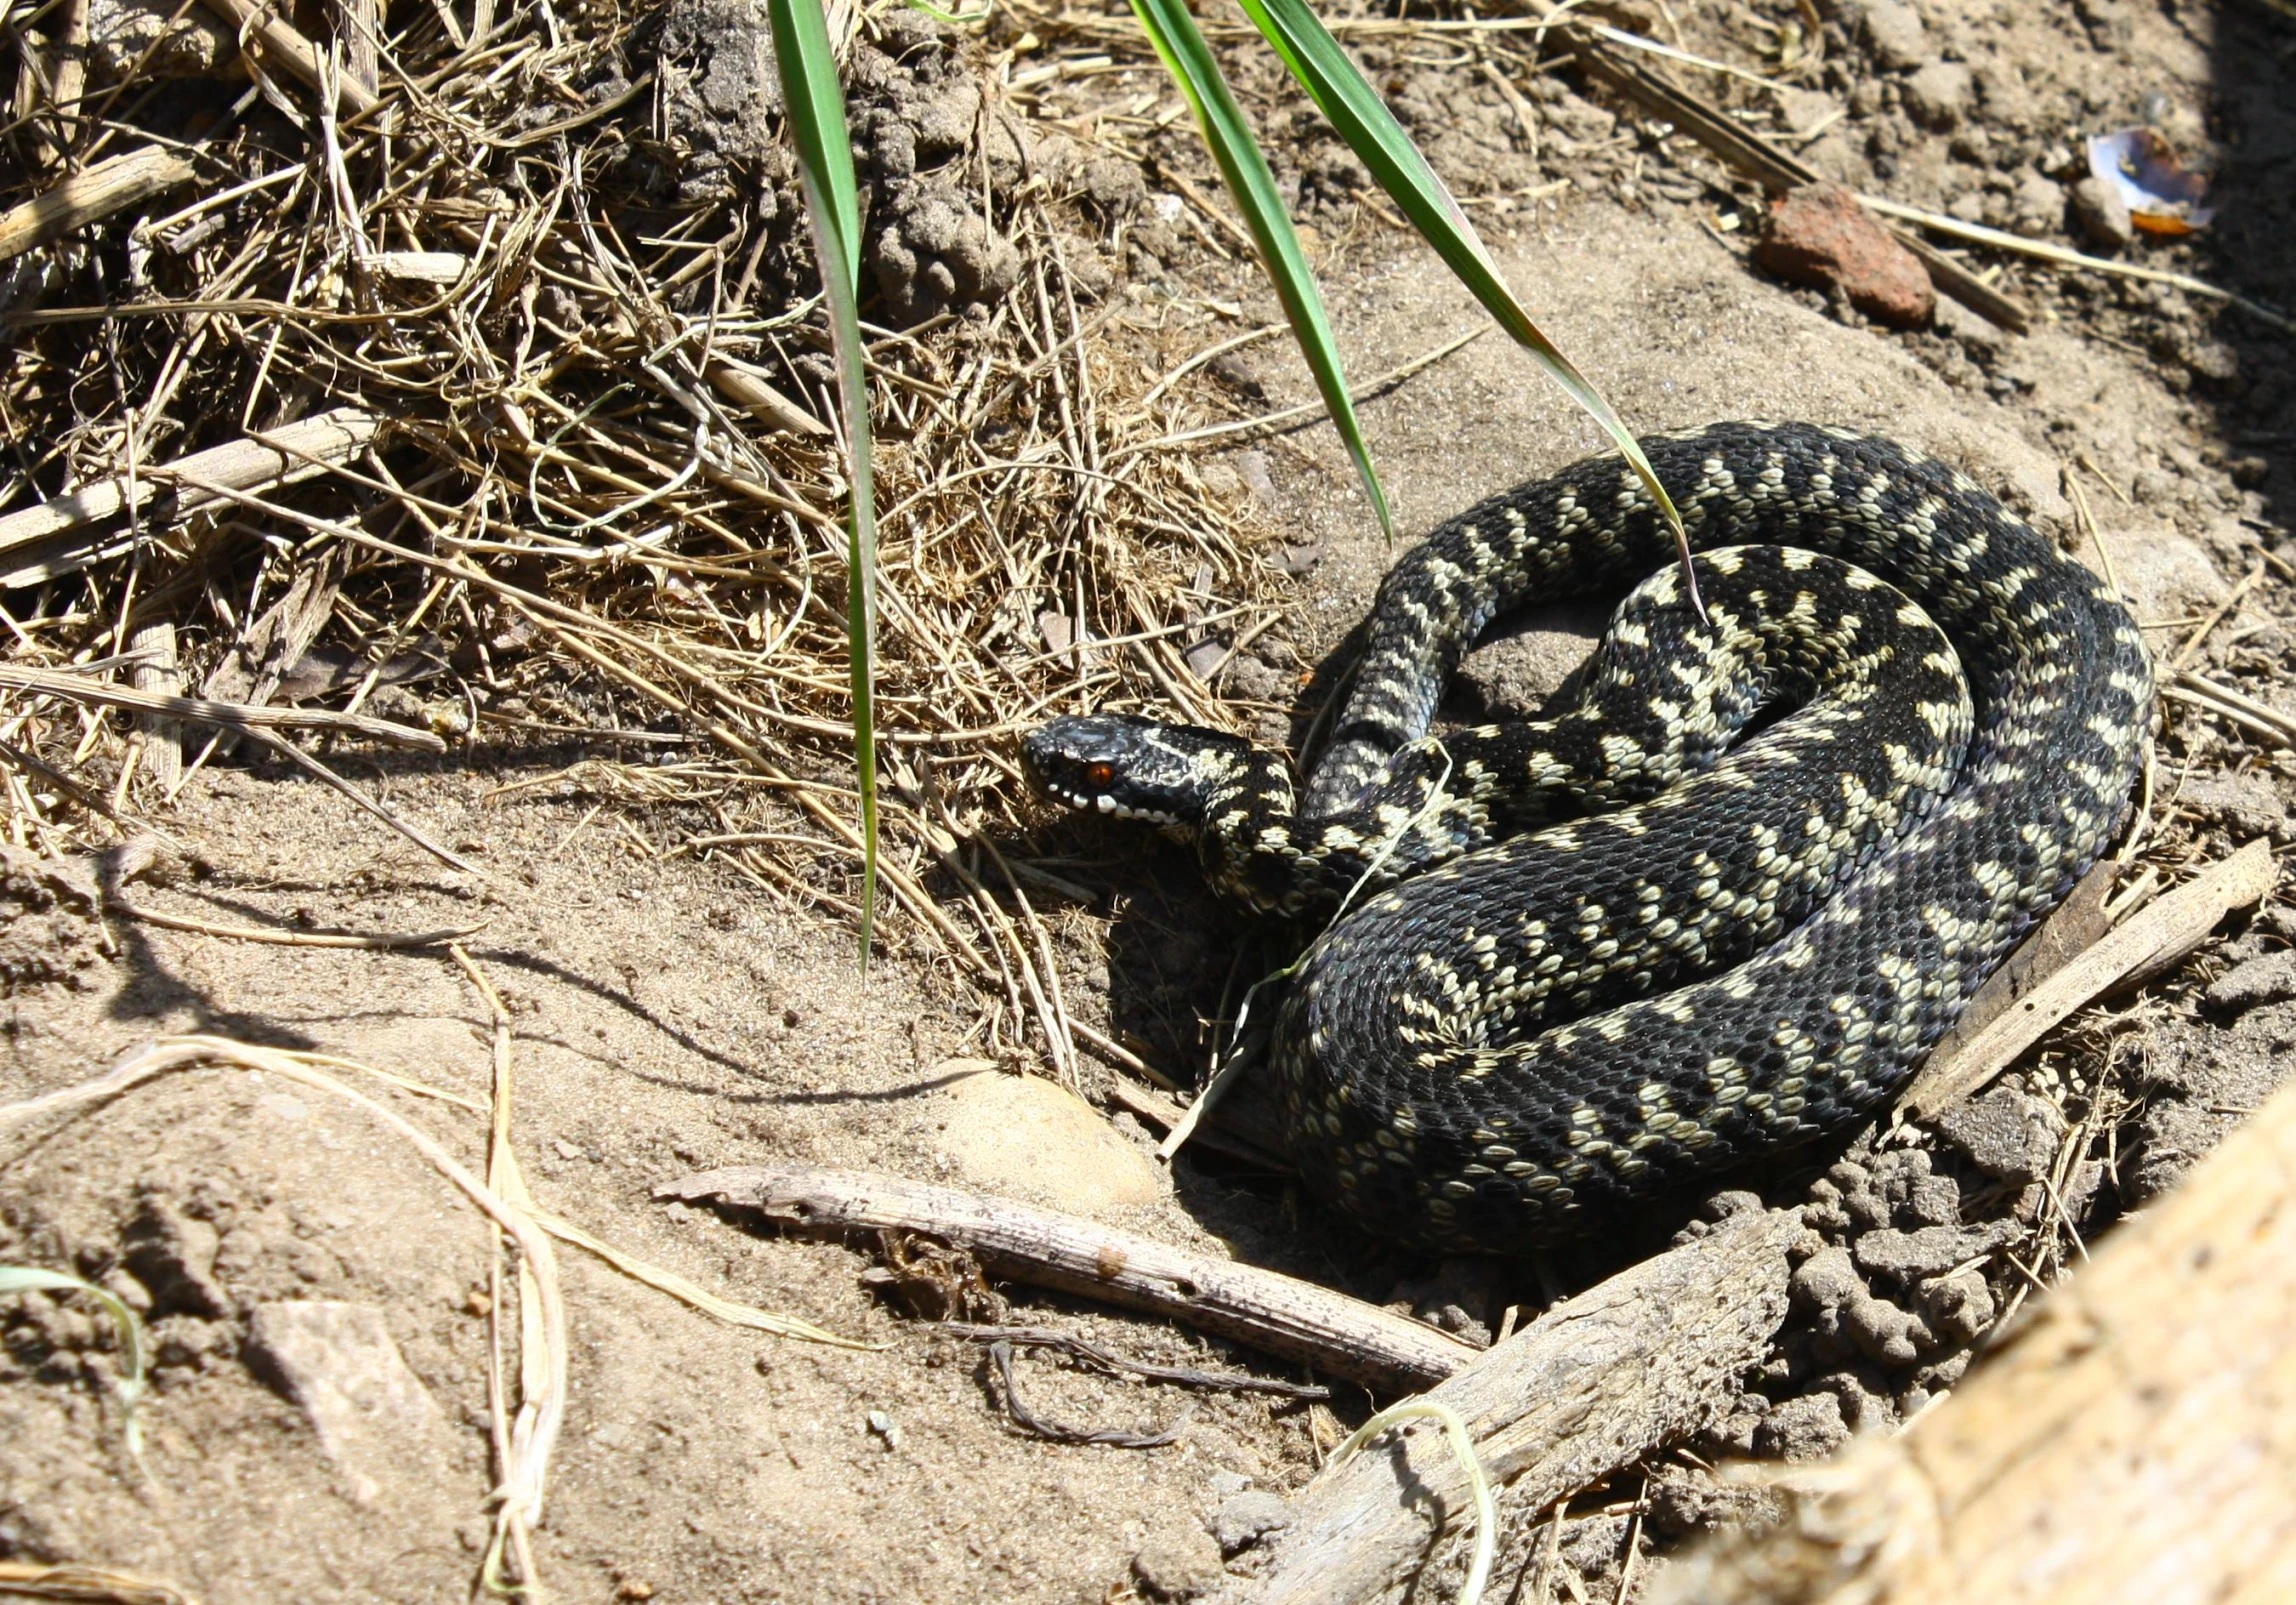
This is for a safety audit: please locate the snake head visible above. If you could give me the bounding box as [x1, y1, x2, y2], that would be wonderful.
[1021, 714, 1244, 827]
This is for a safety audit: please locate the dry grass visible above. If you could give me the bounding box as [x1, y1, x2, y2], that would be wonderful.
[0, 0, 1290, 1045]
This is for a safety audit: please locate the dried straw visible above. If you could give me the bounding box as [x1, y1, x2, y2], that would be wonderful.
[0, 0, 1290, 1076]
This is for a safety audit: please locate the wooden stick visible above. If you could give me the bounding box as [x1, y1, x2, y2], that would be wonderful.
[1858, 193, 2296, 335]
[1897, 838, 2276, 1122]
[1916, 853, 2118, 1079]
[2166, 669, 2296, 747]
[0, 147, 195, 265]
[1564, 37, 2031, 333]
[1666, 1073, 2296, 1605]
[1214, 1208, 1800, 1605]
[198, 0, 380, 116]
[0, 405, 383, 567]
[0, 662, 446, 750]
[657, 1162, 1482, 1393]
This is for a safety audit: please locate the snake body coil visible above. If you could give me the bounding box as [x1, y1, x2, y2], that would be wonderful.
[1024, 422, 2153, 1253]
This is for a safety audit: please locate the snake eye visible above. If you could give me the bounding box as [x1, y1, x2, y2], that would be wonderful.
[1087, 762, 1116, 788]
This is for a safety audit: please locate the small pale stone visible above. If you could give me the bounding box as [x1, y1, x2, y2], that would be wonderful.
[935, 1065, 1161, 1214]
[1753, 1391, 1850, 1461]
[2069, 175, 2135, 252]
[1931, 1086, 2065, 1183]
[1903, 62, 1972, 130]
[1840, 0, 1931, 70]
[246, 1301, 456, 1507]
[1855, 1223, 2011, 1284]
[1133, 1523, 1224, 1600]
[1212, 1490, 1291, 1555]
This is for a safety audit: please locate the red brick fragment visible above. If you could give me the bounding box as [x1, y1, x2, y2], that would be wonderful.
[1757, 182, 1935, 328]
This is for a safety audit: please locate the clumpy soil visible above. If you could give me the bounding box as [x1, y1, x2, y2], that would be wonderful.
[5, 2, 2295, 1603]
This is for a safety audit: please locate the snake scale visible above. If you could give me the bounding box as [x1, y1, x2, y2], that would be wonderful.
[1023, 422, 2153, 1254]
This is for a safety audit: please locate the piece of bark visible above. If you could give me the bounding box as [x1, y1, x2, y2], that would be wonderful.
[202, 552, 340, 707]
[659, 1163, 1480, 1393]
[1216, 1208, 1800, 1605]
[0, 406, 382, 575]
[1659, 1073, 2296, 1605]
[0, 145, 193, 264]
[1898, 839, 2275, 1121]
[329, 0, 378, 95]
[196, 0, 378, 115]
[127, 619, 182, 790]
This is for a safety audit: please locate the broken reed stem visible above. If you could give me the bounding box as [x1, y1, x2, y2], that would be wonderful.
[0, 662, 443, 750]
[0, 406, 383, 563]
[1856, 193, 2296, 334]
[0, 147, 195, 264]
[447, 947, 554, 1596]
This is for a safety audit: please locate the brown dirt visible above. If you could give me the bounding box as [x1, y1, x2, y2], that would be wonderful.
[4, 2, 2294, 1603]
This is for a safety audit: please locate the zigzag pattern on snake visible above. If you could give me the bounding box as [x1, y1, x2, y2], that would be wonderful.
[1023, 422, 2153, 1253]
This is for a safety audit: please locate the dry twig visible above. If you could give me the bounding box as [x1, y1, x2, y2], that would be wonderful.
[659, 1162, 1481, 1393]
[1898, 839, 2277, 1122]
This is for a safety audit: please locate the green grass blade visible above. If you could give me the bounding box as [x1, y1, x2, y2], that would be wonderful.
[1235, 0, 1699, 600]
[766, 0, 879, 964]
[1131, 0, 1394, 542]
[1, 1265, 151, 1470]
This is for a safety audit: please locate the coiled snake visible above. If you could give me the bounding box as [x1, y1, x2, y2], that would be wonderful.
[1024, 423, 2152, 1253]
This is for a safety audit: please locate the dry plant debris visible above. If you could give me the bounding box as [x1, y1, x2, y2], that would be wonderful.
[0, 0, 1288, 1052]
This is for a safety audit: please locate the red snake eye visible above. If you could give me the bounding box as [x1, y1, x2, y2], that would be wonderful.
[1087, 762, 1116, 787]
